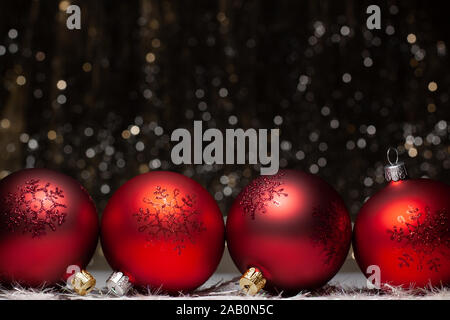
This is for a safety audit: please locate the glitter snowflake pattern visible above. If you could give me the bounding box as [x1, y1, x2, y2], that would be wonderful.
[133, 186, 206, 254]
[2, 179, 67, 237]
[310, 202, 351, 265]
[387, 206, 450, 272]
[239, 172, 287, 220]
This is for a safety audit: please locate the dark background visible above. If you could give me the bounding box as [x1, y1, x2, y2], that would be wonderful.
[1, 0, 449, 221]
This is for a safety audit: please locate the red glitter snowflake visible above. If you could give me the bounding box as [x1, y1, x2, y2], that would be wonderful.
[133, 186, 206, 254]
[310, 202, 351, 265]
[240, 172, 287, 220]
[387, 206, 450, 272]
[3, 179, 67, 237]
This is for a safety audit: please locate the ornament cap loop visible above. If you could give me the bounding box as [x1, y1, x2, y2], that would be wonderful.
[386, 147, 399, 166]
[239, 267, 266, 295]
[384, 148, 408, 182]
[71, 270, 96, 296]
[106, 271, 132, 296]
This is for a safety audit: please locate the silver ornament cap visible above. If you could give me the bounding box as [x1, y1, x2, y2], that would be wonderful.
[106, 271, 132, 296]
[384, 148, 408, 182]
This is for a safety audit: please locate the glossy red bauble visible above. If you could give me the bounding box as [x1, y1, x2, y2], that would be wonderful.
[226, 169, 352, 293]
[101, 171, 225, 293]
[353, 178, 450, 287]
[0, 168, 99, 287]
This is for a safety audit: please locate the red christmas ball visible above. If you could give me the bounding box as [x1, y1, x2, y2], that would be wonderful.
[226, 169, 352, 293]
[100, 171, 225, 293]
[353, 159, 450, 287]
[0, 168, 99, 287]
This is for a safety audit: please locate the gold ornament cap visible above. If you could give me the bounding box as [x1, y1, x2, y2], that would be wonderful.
[71, 270, 96, 296]
[384, 147, 408, 182]
[239, 267, 266, 295]
[106, 271, 132, 296]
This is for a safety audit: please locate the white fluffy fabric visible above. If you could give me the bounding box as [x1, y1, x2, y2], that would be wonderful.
[1, 273, 449, 300]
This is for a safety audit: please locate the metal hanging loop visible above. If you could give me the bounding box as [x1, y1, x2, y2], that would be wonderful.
[386, 147, 399, 166]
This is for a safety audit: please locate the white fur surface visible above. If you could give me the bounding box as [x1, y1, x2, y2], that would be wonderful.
[1, 272, 449, 300]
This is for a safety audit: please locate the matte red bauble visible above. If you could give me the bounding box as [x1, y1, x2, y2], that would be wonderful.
[0, 168, 99, 287]
[353, 150, 450, 288]
[101, 171, 225, 293]
[226, 169, 352, 294]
